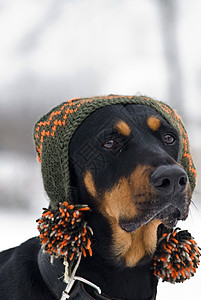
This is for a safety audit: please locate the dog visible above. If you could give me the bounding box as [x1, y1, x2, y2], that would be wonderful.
[0, 101, 193, 300]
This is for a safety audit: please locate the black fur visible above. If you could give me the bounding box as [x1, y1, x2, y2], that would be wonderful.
[0, 238, 55, 300]
[0, 104, 191, 299]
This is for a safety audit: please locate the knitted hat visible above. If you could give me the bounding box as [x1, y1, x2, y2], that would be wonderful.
[35, 95, 199, 288]
[34, 95, 196, 210]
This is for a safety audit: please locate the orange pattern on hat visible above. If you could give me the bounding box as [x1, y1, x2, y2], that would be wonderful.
[34, 96, 133, 162]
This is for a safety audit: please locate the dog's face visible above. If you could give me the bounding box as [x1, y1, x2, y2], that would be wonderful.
[69, 104, 191, 267]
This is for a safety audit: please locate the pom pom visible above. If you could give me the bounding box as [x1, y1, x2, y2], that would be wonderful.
[153, 227, 201, 283]
[37, 201, 93, 262]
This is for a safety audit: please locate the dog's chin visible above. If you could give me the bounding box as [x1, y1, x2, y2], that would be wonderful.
[161, 216, 178, 229]
[119, 222, 139, 233]
[119, 205, 185, 233]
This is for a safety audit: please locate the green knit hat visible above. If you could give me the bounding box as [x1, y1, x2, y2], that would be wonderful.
[34, 95, 197, 210]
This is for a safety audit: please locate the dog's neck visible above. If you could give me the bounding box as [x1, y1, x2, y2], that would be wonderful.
[76, 211, 158, 300]
[38, 248, 157, 300]
[38, 209, 158, 299]
[77, 253, 158, 300]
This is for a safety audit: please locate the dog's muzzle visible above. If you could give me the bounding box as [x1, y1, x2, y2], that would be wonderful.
[119, 165, 190, 233]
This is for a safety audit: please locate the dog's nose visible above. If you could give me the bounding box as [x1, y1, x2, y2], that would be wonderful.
[150, 165, 188, 195]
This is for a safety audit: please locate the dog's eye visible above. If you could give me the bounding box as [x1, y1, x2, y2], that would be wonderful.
[103, 139, 118, 149]
[164, 134, 175, 144]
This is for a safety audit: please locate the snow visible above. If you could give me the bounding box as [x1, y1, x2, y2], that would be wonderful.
[0, 209, 39, 251]
[0, 0, 201, 118]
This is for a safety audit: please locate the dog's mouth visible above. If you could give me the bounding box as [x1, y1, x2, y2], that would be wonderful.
[119, 205, 186, 233]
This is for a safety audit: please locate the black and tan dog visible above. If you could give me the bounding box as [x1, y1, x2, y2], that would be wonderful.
[0, 103, 192, 299]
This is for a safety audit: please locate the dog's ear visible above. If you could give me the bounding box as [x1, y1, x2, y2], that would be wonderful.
[69, 147, 95, 206]
[68, 155, 84, 204]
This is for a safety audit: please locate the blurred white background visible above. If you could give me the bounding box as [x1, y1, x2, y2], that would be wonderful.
[0, 0, 201, 299]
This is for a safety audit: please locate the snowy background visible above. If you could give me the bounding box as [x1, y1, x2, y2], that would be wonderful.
[0, 0, 201, 299]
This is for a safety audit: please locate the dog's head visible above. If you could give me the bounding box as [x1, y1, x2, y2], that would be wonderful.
[35, 96, 196, 267]
[69, 104, 192, 266]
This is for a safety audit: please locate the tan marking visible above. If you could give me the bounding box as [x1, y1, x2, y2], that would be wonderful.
[109, 219, 161, 266]
[102, 177, 137, 221]
[147, 116, 161, 131]
[114, 120, 131, 136]
[121, 220, 161, 266]
[101, 165, 159, 267]
[84, 170, 97, 198]
[130, 165, 155, 201]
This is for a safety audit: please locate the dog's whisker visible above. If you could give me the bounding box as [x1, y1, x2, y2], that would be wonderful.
[194, 190, 201, 198]
[190, 200, 201, 217]
[190, 199, 198, 210]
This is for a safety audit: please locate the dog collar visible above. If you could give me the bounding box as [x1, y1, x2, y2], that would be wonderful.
[38, 249, 116, 299]
[38, 249, 156, 300]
